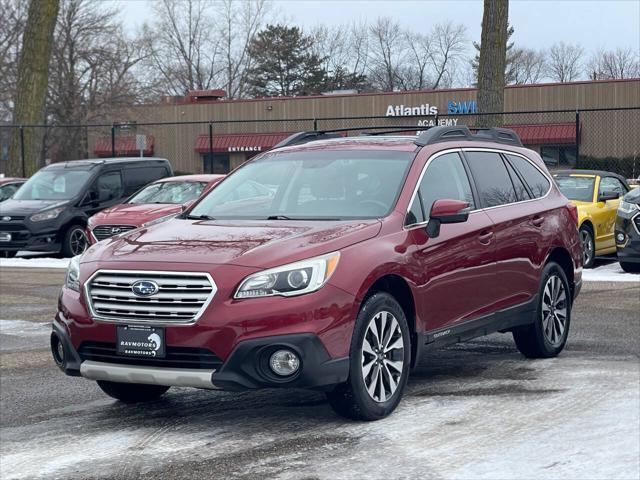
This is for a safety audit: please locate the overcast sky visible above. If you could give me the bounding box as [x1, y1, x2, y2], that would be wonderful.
[117, 0, 640, 53]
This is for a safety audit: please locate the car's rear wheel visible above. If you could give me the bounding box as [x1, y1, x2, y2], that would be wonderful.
[62, 224, 88, 258]
[620, 261, 640, 273]
[326, 292, 410, 421]
[97, 380, 170, 403]
[513, 262, 571, 358]
[579, 225, 595, 268]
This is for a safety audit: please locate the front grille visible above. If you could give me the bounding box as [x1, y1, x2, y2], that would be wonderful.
[86, 270, 216, 324]
[78, 342, 222, 369]
[93, 224, 137, 241]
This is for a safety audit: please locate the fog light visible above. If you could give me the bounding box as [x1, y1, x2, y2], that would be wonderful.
[616, 232, 626, 243]
[269, 349, 300, 376]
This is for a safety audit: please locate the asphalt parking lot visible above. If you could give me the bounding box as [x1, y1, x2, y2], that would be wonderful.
[0, 265, 638, 480]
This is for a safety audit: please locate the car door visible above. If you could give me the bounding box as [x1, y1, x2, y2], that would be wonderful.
[464, 150, 547, 311]
[595, 176, 627, 251]
[82, 170, 125, 216]
[407, 151, 498, 332]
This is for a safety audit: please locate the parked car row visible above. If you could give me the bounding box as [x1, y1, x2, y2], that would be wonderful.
[0, 159, 228, 258]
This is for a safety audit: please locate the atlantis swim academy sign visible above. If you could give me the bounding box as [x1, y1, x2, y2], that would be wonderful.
[384, 100, 478, 127]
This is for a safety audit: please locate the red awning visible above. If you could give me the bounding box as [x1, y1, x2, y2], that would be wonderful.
[506, 123, 576, 145]
[195, 132, 292, 154]
[94, 135, 155, 157]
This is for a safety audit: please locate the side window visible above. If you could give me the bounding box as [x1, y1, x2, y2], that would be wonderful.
[599, 177, 627, 196]
[96, 171, 123, 202]
[125, 167, 168, 191]
[465, 151, 517, 208]
[504, 159, 531, 201]
[418, 152, 475, 218]
[507, 154, 551, 199]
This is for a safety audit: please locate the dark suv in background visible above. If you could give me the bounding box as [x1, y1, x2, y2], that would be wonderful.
[616, 187, 640, 273]
[0, 158, 172, 257]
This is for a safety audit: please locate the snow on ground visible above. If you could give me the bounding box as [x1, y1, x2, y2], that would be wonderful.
[0, 256, 69, 269]
[582, 261, 640, 283]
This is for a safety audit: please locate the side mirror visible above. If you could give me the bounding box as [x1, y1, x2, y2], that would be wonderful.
[598, 191, 619, 203]
[426, 199, 470, 238]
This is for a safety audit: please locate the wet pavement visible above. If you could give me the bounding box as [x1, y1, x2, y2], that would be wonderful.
[0, 267, 638, 480]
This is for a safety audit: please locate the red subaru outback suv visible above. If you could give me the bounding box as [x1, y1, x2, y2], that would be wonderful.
[51, 126, 582, 420]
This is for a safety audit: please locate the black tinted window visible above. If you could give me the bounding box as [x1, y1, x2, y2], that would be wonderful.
[125, 166, 168, 189]
[504, 159, 530, 201]
[465, 151, 517, 207]
[418, 152, 475, 217]
[507, 154, 551, 199]
[97, 171, 123, 201]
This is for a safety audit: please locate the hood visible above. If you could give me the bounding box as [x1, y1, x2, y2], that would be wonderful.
[0, 199, 68, 217]
[83, 218, 382, 268]
[623, 187, 640, 204]
[90, 203, 181, 226]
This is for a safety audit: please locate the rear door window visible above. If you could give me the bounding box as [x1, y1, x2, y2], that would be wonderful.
[125, 166, 169, 194]
[465, 151, 518, 208]
[506, 154, 551, 199]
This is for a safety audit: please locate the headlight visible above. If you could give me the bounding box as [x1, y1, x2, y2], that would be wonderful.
[234, 252, 340, 299]
[143, 213, 177, 228]
[618, 200, 639, 215]
[30, 206, 65, 222]
[65, 255, 81, 291]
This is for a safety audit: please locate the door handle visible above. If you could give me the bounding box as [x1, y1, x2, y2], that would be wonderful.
[532, 215, 545, 227]
[478, 230, 494, 245]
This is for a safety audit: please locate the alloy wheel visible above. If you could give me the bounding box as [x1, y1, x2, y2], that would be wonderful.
[361, 310, 404, 403]
[541, 274, 568, 346]
[70, 229, 88, 256]
[580, 229, 593, 266]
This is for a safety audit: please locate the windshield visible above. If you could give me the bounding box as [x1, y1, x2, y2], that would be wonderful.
[188, 150, 414, 220]
[128, 181, 207, 204]
[555, 176, 595, 202]
[13, 169, 92, 201]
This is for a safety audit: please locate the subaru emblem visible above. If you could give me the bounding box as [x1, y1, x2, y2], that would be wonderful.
[131, 280, 159, 297]
[1, 216, 10, 222]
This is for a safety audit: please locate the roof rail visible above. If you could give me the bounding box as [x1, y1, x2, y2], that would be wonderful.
[273, 131, 343, 149]
[414, 125, 522, 147]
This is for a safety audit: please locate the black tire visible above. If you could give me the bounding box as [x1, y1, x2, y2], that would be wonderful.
[513, 262, 571, 358]
[579, 225, 595, 269]
[1, 251, 17, 258]
[326, 292, 411, 421]
[620, 261, 640, 273]
[61, 224, 88, 258]
[97, 380, 170, 403]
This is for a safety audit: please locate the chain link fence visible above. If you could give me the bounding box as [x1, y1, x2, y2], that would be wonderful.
[1, 107, 638, 179]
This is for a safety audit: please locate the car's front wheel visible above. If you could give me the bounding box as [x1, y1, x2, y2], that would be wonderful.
[513, 262, 571, 358]
[327, 292, 410, 421]
[579, 225, 595, 268]
[97, 380, 170, 403]
[62, 224, 88, 258]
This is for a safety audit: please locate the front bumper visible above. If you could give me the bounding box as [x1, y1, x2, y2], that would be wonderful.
[52, 319, 349, 391]
[615, 213, 640, 263]
[0, 223, 60, 252]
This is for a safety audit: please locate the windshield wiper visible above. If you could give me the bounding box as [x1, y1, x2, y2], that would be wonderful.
[266, 215, 292, 220]
[266, 215, 343, 221]
[185, 214, 215, 220]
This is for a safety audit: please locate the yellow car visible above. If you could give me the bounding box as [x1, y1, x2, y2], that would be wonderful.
[554, 170, 630, 268]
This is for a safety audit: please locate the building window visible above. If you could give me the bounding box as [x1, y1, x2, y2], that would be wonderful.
[541, 146, 577, 168]
[202, 153, 230, 174]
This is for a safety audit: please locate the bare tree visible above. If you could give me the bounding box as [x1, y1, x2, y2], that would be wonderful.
[547, 42, 584, 82]
[477, 0, 509, 126]
[508, 47, 547, 84]
[587, 47, 640, 80]
[46, 0, 146, 161]
[219, 0, 271, 98]
[0, 0, 27, 122]
[143, 0, 223, 96]
[429, 22, 467, 89]
[7, 0, 59, 176]
[368, 17, 406, 91]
